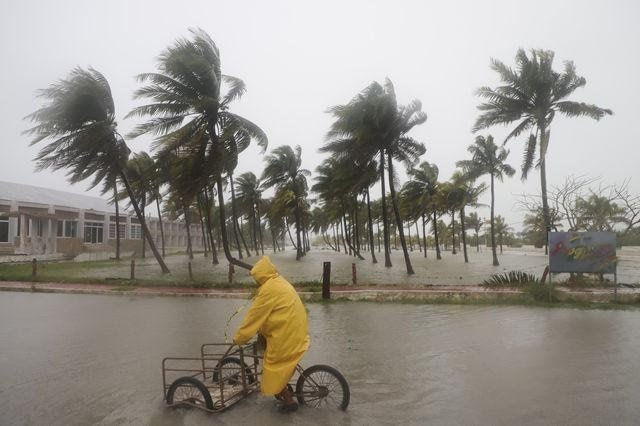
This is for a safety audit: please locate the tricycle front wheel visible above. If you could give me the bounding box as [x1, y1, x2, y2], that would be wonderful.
[295, 365, 350, 410]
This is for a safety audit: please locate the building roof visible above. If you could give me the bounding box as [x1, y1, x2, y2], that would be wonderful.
[0, 181, 119, 213]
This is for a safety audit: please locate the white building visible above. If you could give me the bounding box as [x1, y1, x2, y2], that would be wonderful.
[0, 181, 202, 257]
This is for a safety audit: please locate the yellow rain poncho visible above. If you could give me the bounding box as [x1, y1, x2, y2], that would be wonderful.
[234, 256, 310, 395]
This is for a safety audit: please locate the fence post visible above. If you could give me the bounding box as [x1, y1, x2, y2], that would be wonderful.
[228, 263, 235, 284]
[352, 263, 357, 285]
[322, 262, 331, 300]
[188, 261, 193, 281]
[32, 258, 37, 278]
[130, 259, 135, 280]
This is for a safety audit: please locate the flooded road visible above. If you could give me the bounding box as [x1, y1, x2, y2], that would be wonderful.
[1, 292, 640, 425]
[54, 245, 640, 286]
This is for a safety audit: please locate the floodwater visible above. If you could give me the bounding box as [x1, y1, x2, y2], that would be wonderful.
[1, 293, 640, 425]
[62, 245, 640, 285]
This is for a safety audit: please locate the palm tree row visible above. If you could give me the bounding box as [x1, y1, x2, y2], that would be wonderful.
[26, 35, 612, 274]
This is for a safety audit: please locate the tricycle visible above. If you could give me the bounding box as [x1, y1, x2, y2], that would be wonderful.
[162, 341, 350, 413]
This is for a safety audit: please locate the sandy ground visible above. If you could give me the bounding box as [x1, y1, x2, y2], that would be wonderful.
[17, 244, 640, 286]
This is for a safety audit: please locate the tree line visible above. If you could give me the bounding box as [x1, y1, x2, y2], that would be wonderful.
[27, 28, 628, 275]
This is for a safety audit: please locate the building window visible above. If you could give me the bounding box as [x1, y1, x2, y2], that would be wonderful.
[130, 224, 142, 240]
[84, 222, 104, 244]
[57, 220, 78, 238]
[0, 217, 8, 243]
[33, 219, 43, 237]
[108, 223, 125, 239]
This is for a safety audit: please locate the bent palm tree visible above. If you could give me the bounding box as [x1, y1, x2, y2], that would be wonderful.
[262, 145, 310, 260]
[474, 49, 612, 249]
[127, 29, 266, 271]
[403, 161, 439, 259]
[457, 135, 515, 266]
[24, 67, 170, 273]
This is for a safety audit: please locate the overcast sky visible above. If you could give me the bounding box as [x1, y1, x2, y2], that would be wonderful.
[1, 0, 638, 231]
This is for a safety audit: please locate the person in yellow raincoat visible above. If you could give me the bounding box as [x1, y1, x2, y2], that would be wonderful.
[234, 256, 310, 410]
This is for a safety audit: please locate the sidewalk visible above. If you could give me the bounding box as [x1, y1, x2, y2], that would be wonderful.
[1, 280, 638, 304]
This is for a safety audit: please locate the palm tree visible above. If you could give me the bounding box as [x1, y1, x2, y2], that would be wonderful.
[262, 145, 310, 260]
[235, 172, 265, 255]
[25, 67, 170, 273]
[466, 212, 483, 252]
[446, 171, 487, 263]
[473, 49, 612, 248]
[127, 28, 266, 271]
[457, 135, 515, 266]
[403, 161, 440, 260]
[493, 215, 512, 254]
[324, 79, 426, 274]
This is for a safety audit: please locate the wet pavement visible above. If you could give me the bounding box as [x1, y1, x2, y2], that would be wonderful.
[1, 292, 640, 425]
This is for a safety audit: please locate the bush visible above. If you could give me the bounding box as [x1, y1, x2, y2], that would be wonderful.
[481, 270, 540, 288]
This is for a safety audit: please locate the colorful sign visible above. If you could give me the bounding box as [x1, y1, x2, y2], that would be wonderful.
[549, 232, 617, 274]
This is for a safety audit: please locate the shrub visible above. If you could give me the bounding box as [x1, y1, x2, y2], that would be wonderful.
[481, 270, 540, 288]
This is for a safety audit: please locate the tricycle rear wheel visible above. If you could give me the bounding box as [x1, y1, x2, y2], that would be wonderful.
[166, 377, 213, 410]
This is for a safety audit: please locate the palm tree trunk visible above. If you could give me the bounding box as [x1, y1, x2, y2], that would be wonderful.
[119, 171, 169, 273]
[490, 173, 499, 266]
[354, 197, 361, 255]
[342, 211, 364, 260]
[271, 227, 277, 252]
[238, 215, 251, 257]
[256, 203, 265, 255]
[284, 217, 297, 249]
[141, 194, 146, 259]
[294, 197, 303, 260]
[333, 222, 339, 252]
[422, 214, 427, 258]
[539, 124, 551, 256]
[387, 153, 414, 275]
[228, 174, 247, 259]
[460, 207, 469, 263]
[113, 182, 120, 260]
[182, 200, 194, 260]
[155, 197, 165, 257]
[451, 210, 456, 255]
[215, 177, 252, 270]
[203, 187, 219, 265]
[379, 149, 392, 267]
[377, 220, 381, 253]
[434, 211, 442, 260]
[476, 230, 480, 252]
[407, 224, 413, 251]
[340, 215, 348, 254]
[415, 222, 422, 253]
[196, 198, 208, 257]
[365, 188, 378, 264]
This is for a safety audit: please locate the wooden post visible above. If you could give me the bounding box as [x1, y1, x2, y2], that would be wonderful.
[228, 263, 235, 284]
[130, 259, 135, 280]
[31, 258, 37, 278]
[322, 261, 331, 300]
[614, 270, 618, 303]
[188, 261, 193, 281]
[351, 263, 357, 285]
[541, 265, 549, 284]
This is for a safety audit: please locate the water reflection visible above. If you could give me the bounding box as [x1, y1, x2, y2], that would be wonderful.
[1, 293, 639, 425]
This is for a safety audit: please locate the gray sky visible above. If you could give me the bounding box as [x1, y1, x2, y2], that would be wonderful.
[1, 0, 638, 231]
